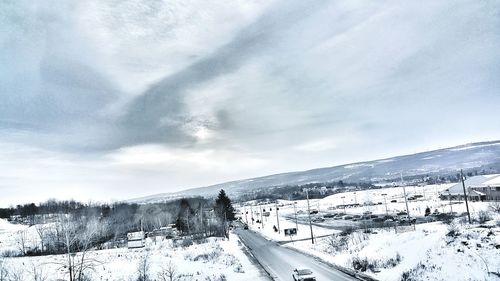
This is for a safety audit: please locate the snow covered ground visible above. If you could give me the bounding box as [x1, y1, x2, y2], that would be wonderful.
[288, 219, 500, 281]
[238, 184, 500, 280]
[0, 219, 266, 281]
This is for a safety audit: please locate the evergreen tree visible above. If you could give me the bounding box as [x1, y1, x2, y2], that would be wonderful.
[214, 189, 235, 221]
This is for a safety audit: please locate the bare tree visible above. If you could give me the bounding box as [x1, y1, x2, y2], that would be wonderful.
[54, 214, 102, 281]
[4, 265, 23, 281]
[0, 258, 8, 281]
[157, 260, 177, 281]
[28, 261, 48, 281]
[15, 229, 28, 255]
[137, 254, 150, 281]
[73, 218, 103, 281]
[35, 223, 48, 253]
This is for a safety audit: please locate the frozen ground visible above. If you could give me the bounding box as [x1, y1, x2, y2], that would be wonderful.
[0, 219, 266, 281]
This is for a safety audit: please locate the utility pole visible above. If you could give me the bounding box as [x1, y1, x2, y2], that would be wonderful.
[275, 201, 281, 233]
[250, 205, 254, 225]
[244, 207, 248, 224]
[259, 205, 264, 228]
[461, 170, 471, 224]
[293, 202, 298, 231]
[306, 189, 314, 244]
[448, 190, 453, 214]
[382, 193, 388, 215]
[401, 173, 411, 218]
[341, 196, 346, 213]
[354, 192, 357, 205]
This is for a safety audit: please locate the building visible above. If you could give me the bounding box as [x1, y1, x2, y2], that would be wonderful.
[127, 231, 145, 249]
[440, 174, 500, 202]
[472, 176, 500, 201]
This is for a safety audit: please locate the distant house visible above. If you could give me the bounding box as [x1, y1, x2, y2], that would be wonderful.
[127, 231, 145, 249]
[440, 174, 500, 201]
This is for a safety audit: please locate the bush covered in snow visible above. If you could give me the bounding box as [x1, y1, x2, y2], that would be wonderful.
[351, 253, 402, 273]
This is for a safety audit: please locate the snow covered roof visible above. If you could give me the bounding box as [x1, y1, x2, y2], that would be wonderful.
[469, 190, 486, 196]
[443, 174, 500, 195]
[482, 175, 500, 186]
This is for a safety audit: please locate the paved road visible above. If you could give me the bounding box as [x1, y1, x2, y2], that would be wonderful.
[234, 226, 362, 281]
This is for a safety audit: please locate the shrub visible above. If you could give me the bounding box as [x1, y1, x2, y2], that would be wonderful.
[181, 238, 193, 248]
[489, 202, 500, 214]
[340, 227, 354, 236]
[401, 263, 426, 281]
[351, 257, 375, 272]
[446, 222, 460, 238]
[476, 211, 492, 224]
[327, 234, 348, 253]
[383, 253, 402, 268]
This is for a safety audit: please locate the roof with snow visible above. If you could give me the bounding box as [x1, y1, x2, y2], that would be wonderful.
[483, 175, 500, 186]
[443, 174, 500, 195]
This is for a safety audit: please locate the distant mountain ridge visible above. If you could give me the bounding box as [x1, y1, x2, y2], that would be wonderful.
[128, 140, 500, 203]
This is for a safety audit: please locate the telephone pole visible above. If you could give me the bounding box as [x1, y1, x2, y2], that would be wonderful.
[275, 201, 281, 233]
[461, 170, 471, 224]
[259, 205, 264, 228]
[401, 173, 411, 218]
[250, 205, 254, 225]
[306, 189, 314, 244]
[293, 202, 299, 231]
[381, 193, 388, 215]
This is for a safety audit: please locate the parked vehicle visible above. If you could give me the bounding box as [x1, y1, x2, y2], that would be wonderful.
[312, 218, 325, 223]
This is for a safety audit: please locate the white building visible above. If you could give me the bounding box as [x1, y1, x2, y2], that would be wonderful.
[127, 231, 145, 249]
[441, 174, 500, 201]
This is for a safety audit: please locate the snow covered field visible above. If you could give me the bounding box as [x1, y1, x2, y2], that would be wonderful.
[0, 219, 266, 281]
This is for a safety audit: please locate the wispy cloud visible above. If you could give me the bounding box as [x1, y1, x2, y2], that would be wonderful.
[1, 0, 499, 205]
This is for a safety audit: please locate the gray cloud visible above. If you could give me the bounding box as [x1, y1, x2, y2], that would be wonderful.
[0, 0, 500, 205]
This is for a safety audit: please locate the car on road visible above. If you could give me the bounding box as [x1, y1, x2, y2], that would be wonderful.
[312, 217, 325, 223]
[292, 268, 316, 281]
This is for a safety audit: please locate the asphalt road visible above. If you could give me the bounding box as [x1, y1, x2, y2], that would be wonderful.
[234, 226, 362, 281]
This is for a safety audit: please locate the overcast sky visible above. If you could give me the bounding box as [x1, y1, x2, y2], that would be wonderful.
[1, 0, 499, 207]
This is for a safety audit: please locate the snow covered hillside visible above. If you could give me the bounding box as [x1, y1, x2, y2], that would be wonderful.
[130, 141, 500, 203]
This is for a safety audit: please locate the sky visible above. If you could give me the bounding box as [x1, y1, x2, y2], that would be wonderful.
[1, 0, 500, 207]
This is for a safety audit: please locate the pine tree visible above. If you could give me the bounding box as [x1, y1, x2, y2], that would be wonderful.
[214, 189, 235, 221]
